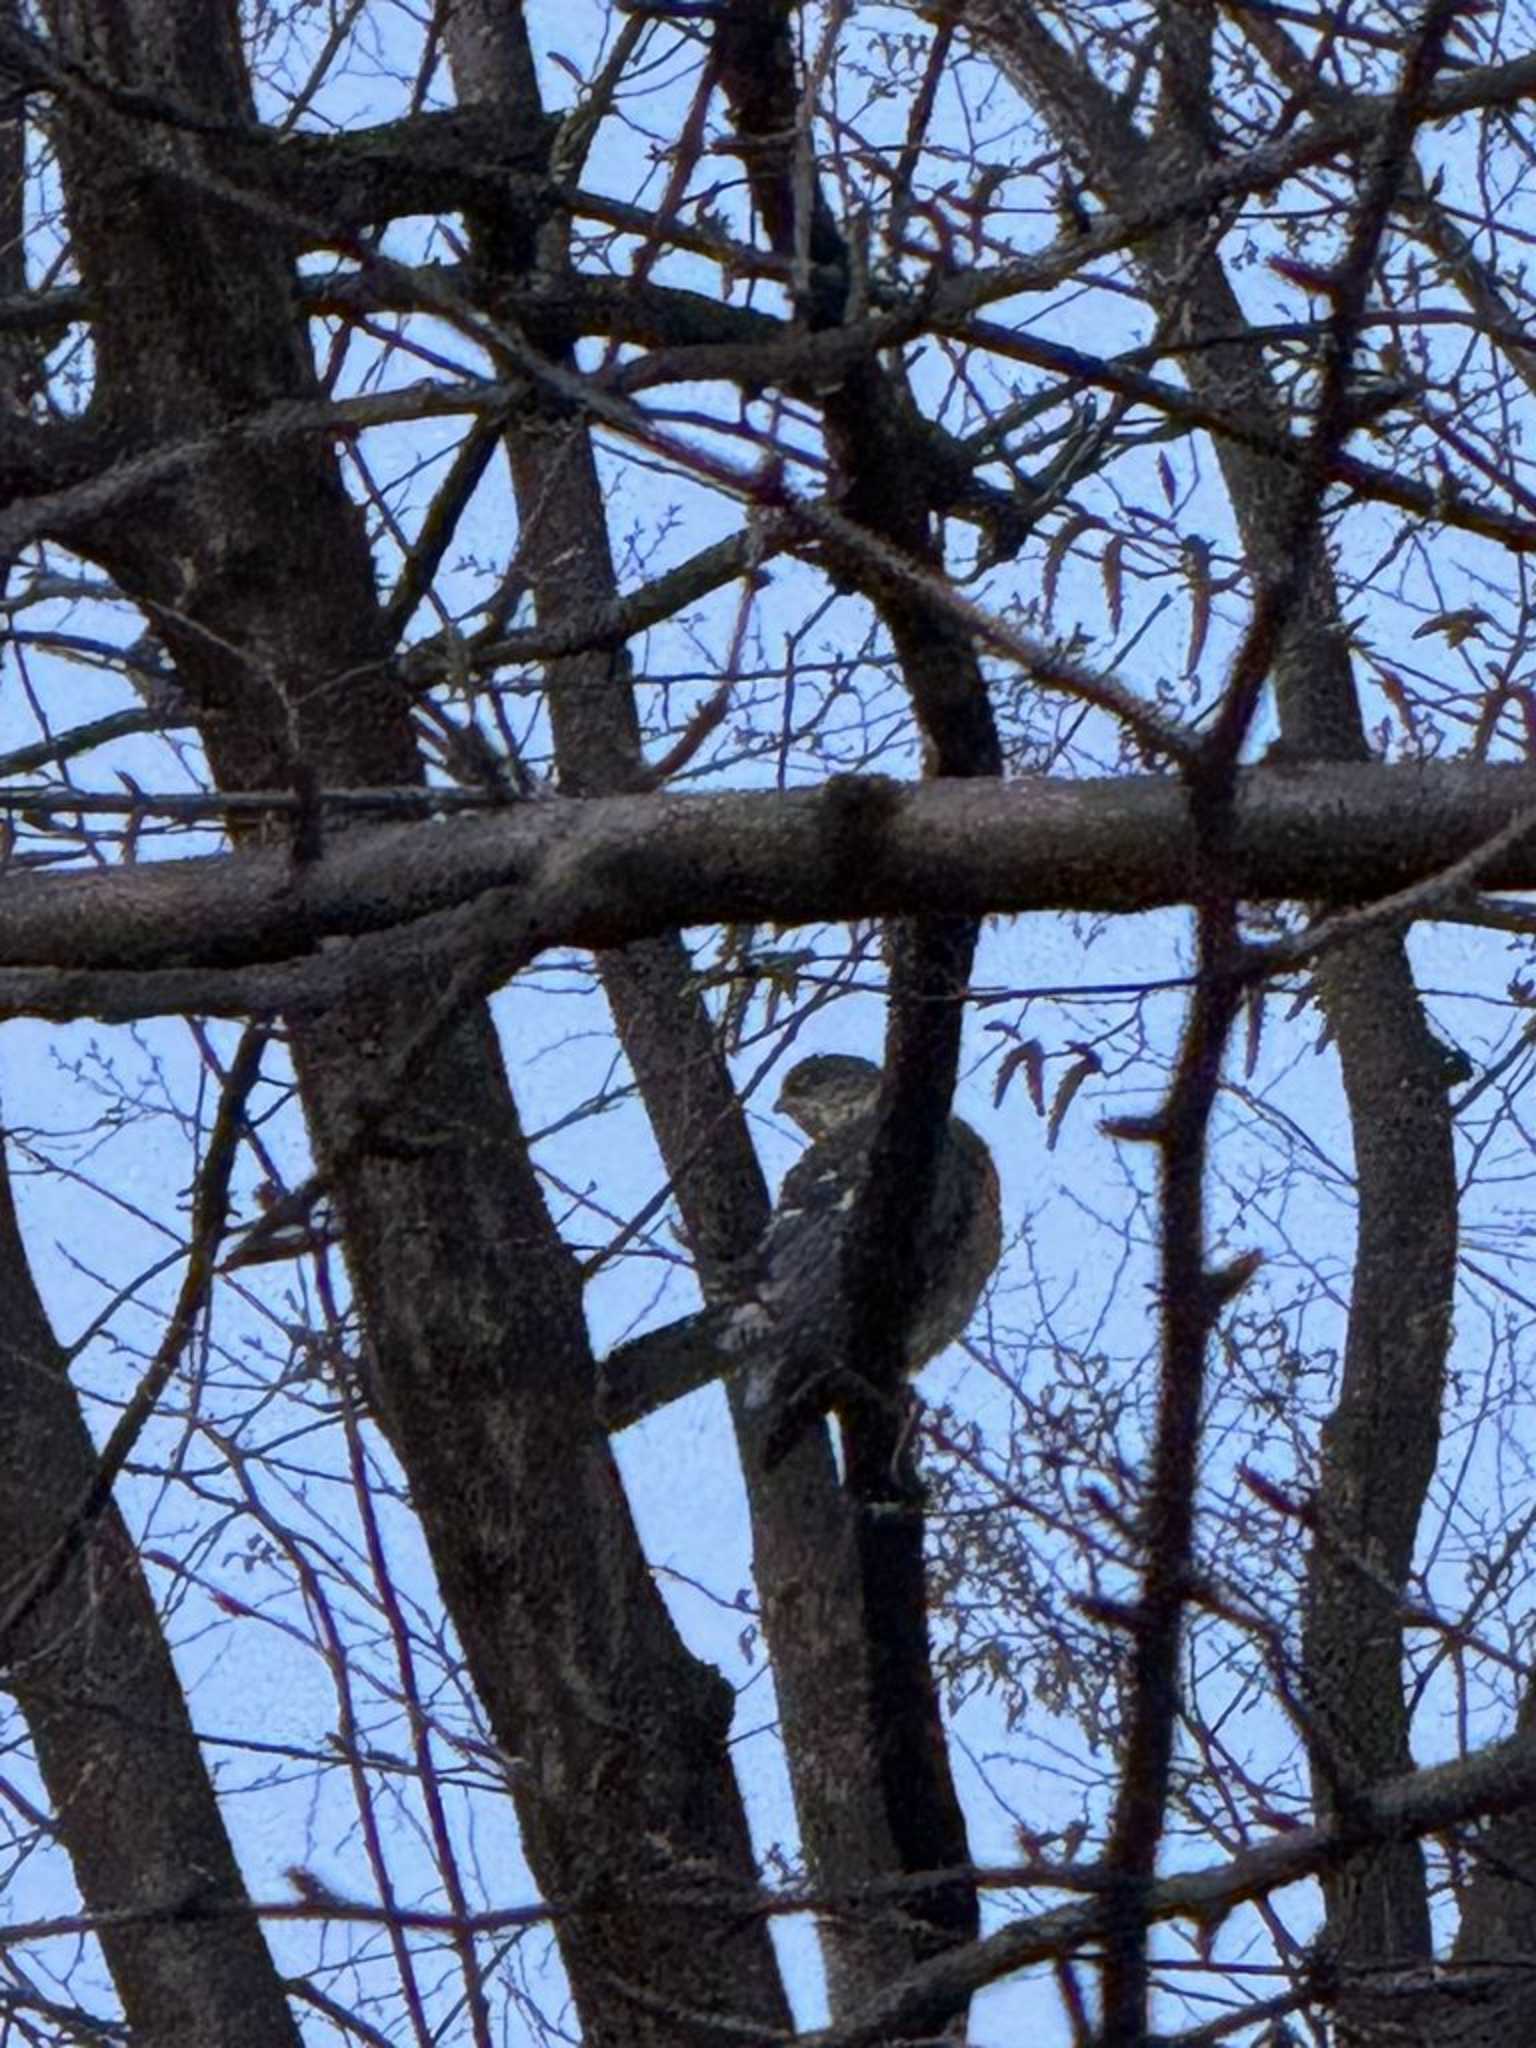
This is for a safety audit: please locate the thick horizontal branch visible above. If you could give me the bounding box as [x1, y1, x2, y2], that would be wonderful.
[808, 1712, 1536, 2048]
[0, 762, 1534, 1022]
[5, 1701, 1532, 2031]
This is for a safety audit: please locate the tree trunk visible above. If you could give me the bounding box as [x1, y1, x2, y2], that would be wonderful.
[39, 1, 790, 2036]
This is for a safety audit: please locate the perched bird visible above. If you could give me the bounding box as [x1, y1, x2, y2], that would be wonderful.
[595, 1053, 1002, 1458]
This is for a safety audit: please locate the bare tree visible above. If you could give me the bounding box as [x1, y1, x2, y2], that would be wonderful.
[0, 1, 1535, 2043]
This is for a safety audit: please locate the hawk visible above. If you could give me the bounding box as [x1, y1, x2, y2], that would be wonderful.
[596, 1053, 1002, 1459]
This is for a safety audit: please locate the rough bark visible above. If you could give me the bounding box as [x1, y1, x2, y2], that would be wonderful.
[709, 0, 998, 1999]
[0, 1129, 303, 2048]
[440, 0, 976, 2009]
[2, 5, 1527, 2040]
[0, 23, 302, 2040]
[963, 0, 1459, 2023]
[0, 760, 1527, 1017]
[38, 1, 788, 2038]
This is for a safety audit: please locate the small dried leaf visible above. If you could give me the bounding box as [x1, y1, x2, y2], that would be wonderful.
[1208, 1247, 1265, 1308]
[1243, 982, 1264, 1079]
[1375, 666, 1418, 744]
[1411, 606, 1492, 648]
[1047, 1050, 1100, 1151]
[1181, 535, 1213, 676]
[1042, 513, 1093, 625]
[995, 1039, 1046, 1116]
[1471, 687, 1504, 761]
[1101, 534, 1125, 636]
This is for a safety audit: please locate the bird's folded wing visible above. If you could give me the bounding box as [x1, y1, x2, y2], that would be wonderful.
[595, 1113, 1001, 1448]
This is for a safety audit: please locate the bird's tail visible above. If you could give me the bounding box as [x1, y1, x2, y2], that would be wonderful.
[594, 1307, 744, 1431]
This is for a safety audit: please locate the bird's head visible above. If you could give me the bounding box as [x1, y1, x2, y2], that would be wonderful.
[775, 1053, 883, 1139]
